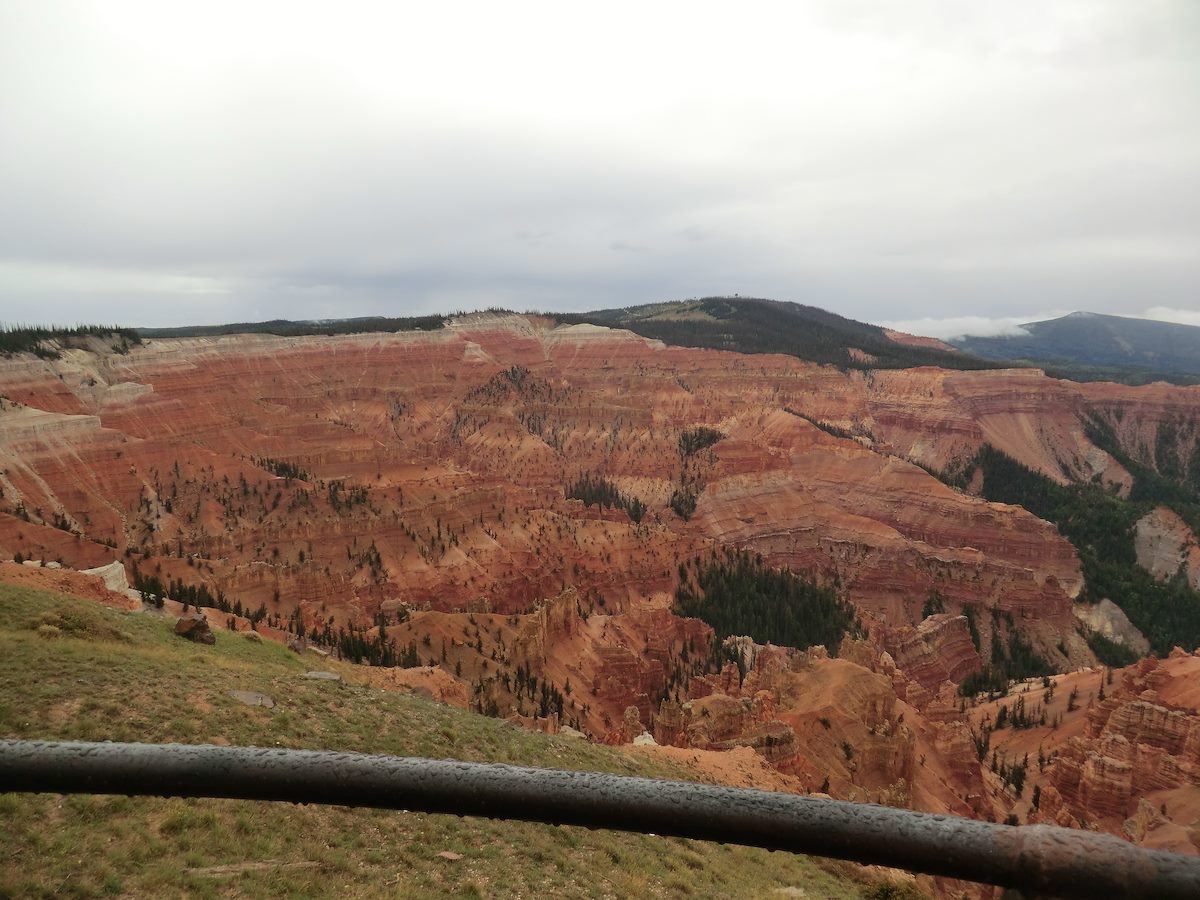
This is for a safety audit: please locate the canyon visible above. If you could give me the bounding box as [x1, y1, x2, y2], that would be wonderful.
[2, 312, 1200, 858]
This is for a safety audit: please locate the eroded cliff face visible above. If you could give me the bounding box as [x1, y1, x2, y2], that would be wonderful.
[647, 635, 996, 820]
[695, 409, 1083, 640]
[1135, 506, 1200, 590]
[7, 319, 1200, 862]
[865, 368, 1134, 491]
[0, 316, 1110, 644]
[13, 314, 1200, 722]
[376, 586, 713, 738]
[965, 653, 1200, 855]
[1082, 389, 1200, 484]
[1035, 654, 1200, 853]
[880, 614, 983, 693]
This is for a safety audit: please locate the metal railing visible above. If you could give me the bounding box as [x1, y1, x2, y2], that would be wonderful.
[2, 739, 1198, 898]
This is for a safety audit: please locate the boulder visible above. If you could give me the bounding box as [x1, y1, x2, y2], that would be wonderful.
[303, 671, 341, 681]
[622, 705, 644, 743]
[1134, 506, 1200, 590]
[228, 690, 275, 708]
[174, 612, 215, 645]
[82, 560, 132, 594]
[1073, 598, 1150, 657]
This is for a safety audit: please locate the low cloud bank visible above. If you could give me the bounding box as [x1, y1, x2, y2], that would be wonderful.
[1138, 307, 1200, 328]
[881, 315, 1047, 341]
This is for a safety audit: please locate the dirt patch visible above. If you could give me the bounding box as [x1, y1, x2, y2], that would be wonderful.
[46, 698, 82, 727]
[0, 562, 139, 610]
[185, 861, 320, 878]
[628, 744, 804, 792]
[355, 665, 470, 708]
[882, 327, 960, 354]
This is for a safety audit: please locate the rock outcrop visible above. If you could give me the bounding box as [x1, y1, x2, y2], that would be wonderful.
[881, 614, 983, 694]
[0, 316, 1126, 652]
[174, 612, 215, 645]
[1072, 598, 1151, 656]
[1135, 506, 1200, 590]
[1036, 656, 1200, 852]
[4, 309, 1199, 848]
[642, 637, 990, 814]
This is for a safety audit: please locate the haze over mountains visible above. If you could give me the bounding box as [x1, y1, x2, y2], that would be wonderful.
[951, 312, 1200, 384]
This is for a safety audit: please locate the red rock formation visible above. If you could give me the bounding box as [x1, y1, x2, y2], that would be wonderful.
[14, 315, 1191, 768]
[5, 318, 1198, 878]
[1014, 656, 1200, 853]
[0, 318, 1114, 699]
[644, 636, 995, 814]
[0, 560, 139, 609]
[883, 329, 961, 354]
[881, 614, 983, 693]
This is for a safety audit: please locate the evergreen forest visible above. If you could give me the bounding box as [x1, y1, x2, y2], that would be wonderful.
[953, 443, 1200, 656]
[674, 548, 856, 656]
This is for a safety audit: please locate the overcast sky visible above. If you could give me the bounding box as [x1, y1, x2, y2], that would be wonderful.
[1, 1, 1197, 336]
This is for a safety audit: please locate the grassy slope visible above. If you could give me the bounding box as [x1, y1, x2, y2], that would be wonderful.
[0, 584, 873, 899]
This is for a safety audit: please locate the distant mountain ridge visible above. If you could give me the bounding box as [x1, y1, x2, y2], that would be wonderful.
[134, 297, 999, 372]
[552, 297, 996, 371]
[951, 312, 1200, 384]
[138, 314, 444, 339]
[130, 302, 1200, 382]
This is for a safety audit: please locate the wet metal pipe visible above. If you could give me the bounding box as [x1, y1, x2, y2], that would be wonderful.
[3, 740, 1198, 898]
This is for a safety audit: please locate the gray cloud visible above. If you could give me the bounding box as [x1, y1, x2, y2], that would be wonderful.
[0, 1, 1196, 329]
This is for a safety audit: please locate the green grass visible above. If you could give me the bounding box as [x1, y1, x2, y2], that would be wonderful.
[0, 583, 882, 899]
